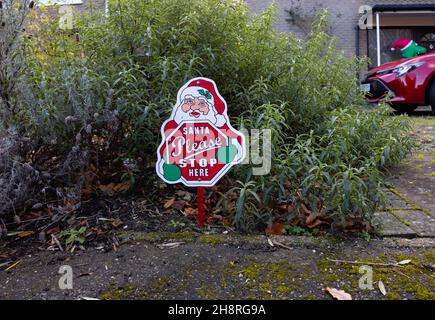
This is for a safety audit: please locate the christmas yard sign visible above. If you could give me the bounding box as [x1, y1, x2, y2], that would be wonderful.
[156, 77, 246, 187]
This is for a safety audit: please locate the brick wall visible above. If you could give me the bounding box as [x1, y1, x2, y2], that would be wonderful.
[42, 0, 107, 29]
[245, 0, 435, 58]
[246, 0, 362, 56]
[73, 0, 106, 14]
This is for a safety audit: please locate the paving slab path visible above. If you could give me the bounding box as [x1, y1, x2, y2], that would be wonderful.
[378, 116, 435, 238]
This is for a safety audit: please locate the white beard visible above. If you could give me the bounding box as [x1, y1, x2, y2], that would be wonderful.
[174, 105, 218, 125]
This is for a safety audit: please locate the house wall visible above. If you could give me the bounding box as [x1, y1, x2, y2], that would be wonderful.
[40, 0, 106, 29]
[72, 0, 106, 14]
[245, 0, 435, 58]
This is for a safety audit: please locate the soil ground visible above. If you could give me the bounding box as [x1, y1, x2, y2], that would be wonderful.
[0, 233, 434, 300]
[0, 111, 434, 300]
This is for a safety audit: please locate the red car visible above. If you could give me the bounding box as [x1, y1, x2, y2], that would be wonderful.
[362, 53, 435, 112]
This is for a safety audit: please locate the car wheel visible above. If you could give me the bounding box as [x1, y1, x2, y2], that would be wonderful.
[429, 81, 435, 109]
[392, 105, 418, 113]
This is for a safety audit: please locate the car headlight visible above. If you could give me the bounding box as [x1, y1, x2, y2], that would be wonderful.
[376, 62, 425, 78]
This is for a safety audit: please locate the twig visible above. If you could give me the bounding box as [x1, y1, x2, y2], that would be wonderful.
[393, 269, 427, 287]
[16, 216, 52, 227]
[4, 260, 21, 271]
[39, 215, 65, 232]
[327, 258, 403, 267]
[272, 240, 292, 250]
[394, 269, 414, 281]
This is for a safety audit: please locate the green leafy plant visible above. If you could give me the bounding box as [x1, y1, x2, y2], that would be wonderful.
[168, 219, 186, 228]
[286, 226, 318, 236]
[59, 227, 87, 245]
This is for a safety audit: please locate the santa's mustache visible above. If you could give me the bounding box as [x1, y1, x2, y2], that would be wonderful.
[174, 106, 217, 123]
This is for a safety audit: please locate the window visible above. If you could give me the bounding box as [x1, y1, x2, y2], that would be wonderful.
[368, 28, 435, 66]
[420, 32, 435, 51]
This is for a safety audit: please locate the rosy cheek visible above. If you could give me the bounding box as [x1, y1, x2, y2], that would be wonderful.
[181, 104, 191, 112]
[201, 106, 209, 115]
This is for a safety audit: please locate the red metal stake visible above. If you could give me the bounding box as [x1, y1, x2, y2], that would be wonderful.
[197, 186, 204, 227]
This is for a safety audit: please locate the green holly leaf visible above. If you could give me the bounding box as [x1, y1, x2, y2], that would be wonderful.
[198, 89, 212, 100]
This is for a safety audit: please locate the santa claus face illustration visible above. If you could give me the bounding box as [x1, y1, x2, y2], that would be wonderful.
[181, 96, 209, 118]
[173, 87, 222, 125]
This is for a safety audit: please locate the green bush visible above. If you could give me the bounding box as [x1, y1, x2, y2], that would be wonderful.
[25, 1, 365, 155]
[0, 0, 414, 233]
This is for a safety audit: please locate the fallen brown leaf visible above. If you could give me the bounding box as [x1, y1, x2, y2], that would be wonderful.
[305, 211, 317, 225]
[17, 231, 34, 238]
[98, 183, 116, 194]
[111, 219, 123, 227]
[112, 182, 130, 193]
[300, 202, 312, 216]
[324, 287, 352, 300]
[307, 219, 323, 229]
[183, 207, 197, 218]
[222, 216, 232, 226]
[277, 203, 293, 213]
[229, 261, 238, 267]
[265, 223, 284, 235]
[207, 214, 223, 224]
[172, 200, 187, 210]
[47, 226, 60, 235]
[98, 182, 130, 195]
[163, 198, 175, 209]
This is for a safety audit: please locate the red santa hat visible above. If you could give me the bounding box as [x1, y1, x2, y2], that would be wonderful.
[181, 78, 226, 126]
[391, 38, 414, 52]
[186, 78, 226, 114]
